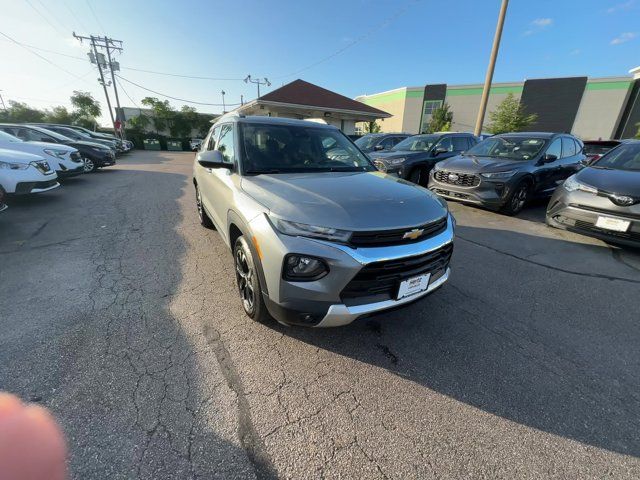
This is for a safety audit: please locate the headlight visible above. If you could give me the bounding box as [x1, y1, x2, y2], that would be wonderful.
[270, 216, 352, 242]
[43, 149, 68, 159]
[0, 161, 29, 170]
[283, 254, 329, 281]
[480, 170, 517, 179]
[432, 163, 444, 172]
[563, 175, 597, 194]
[389, 157, 406, 166]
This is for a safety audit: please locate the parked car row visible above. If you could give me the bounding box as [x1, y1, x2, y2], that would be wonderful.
[362, 130, 637, 247]
[0, 123, 131, 213]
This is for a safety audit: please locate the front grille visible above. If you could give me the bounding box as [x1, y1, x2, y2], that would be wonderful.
[569, 203, 640, 221]
[15, 179, 58, 194]
[340, 243, 453, 302]
[432, 188, 471, 200]
[434, 170, 480, 187]
[571, 219, 640, 242]
[349, 217, 447, 247]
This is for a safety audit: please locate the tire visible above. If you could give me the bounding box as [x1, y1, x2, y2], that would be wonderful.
[234, 236, 270, 323]
[195, 184, 215, 229]
[82, 157, 97, 173]
[502, 180, 532, 216]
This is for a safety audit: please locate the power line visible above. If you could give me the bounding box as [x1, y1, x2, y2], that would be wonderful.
[24, 0, 67, 36]
[85, 0, 106, 35]
[115, 76, 139, 108]
[116, 74, 241, 107]
[63, 0, 90, 33]
[0, 30, 91, 84]
[273, 0, 420, 79]
[34, 0, 71, 33]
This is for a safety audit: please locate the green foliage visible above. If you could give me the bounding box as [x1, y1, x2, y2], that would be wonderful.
[363, 121, 381, 133]
[487, 93, 537, 134]
[0, 101, 46, 122]
[635, 122, 640, 139]
[44, 106, 74, 124]
[425, 103, 453, 133]
[127, 113, 151, 131]
[70, 91, 101, 128]
[141, 97, 173, 133]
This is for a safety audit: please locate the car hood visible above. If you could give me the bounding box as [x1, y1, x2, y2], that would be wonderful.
[438, 154, 528, 173]
[577, 167, 640, 196]
[0, 140, 71, 156]
[370, 150, 428, 161]
[26, 141, 77, 152]
[0, 148, 45, 163]
[241, 171, 448, 230]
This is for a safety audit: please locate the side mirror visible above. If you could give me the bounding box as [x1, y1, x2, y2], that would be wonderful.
[543, 153, 558, 163]
[373, 144, 385, 151]
[197, 150, 232, 169]
[433, 147, 448, 156]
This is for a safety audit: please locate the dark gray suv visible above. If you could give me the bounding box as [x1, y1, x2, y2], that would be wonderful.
[354, 133, 410, 154]
[194, 114, 455, 327]
[428, 132, 586, 215]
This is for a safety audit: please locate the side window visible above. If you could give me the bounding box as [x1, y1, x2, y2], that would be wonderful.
[574, 139, 583, 154]
[546, 138, 562, 159]
[19, 128, 55, 142]
[561, 137, 576, 158]
[452, 136, 468, 152]
[206, 127, 220, 151]
[216, 124, 235, 164]
[436, 137, 453, 152]
[393, 137, 406, 146]
[379, 137, 395, 149]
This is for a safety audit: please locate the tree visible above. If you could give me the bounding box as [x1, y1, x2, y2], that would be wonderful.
[487, 93, 537, 134]
[0, 101, 46, 123]
[44, 106, 73, 124]
[635, 122, 640, 139]
[141, 97, 173, 133]
[425, 103, 453, 133]
[363, 121, 381, 133]
[70, 91, 101, 129]
[127, 112, 151, 131]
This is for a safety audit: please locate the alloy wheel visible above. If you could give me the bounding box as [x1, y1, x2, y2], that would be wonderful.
[83, 157, 95, 173]
[511, 184, 529, 212]
[235, 248, 255, 313]
[196, 187, 204, 221]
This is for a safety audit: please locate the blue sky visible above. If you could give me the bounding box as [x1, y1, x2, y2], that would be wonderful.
[1, 0, 638, 125]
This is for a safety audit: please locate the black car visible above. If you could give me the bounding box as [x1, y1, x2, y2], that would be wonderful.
[428, 132, 586, 215]
[0, 124, 116, 173]
[371, 132, 478, 185]
[547, 140, 640, 247]
[31, 124, 118, 152]
[354, 133, 410, 154]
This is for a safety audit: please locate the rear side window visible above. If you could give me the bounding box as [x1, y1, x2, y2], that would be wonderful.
[561, 137, 577, 158]
[574, 139, 583, 154]
[206, 126, 220, 151]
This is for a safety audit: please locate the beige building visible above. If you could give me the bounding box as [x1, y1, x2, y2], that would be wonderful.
[356, 69, 640, 140]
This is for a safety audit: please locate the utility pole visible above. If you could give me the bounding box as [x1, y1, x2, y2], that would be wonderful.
[104, 38, 125, 139]
[0, 90, 6, 111]
[244, 75, 271, 98]
[73, 32, 123, 138]
[474, 0, 509, 136]
[240, 94, 244, 106]
[221, 90, 226, 113]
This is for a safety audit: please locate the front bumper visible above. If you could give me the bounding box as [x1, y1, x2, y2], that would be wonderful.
[57, 165, 85, 177]
[14, 179, 60, 194]
[428, 172, 513, 209]
[250, 213, 455, 327]
[546, 191, 640, 247]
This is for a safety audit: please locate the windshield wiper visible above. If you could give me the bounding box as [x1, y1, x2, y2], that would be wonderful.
[244, 169, 281, 175]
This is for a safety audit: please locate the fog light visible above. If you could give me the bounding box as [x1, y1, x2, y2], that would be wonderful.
[283, 254, 329, 281]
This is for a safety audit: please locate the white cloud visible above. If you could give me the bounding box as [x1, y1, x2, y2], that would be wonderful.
[570, 49, 582, 55]
[607, 0, 635, 14]
[531, 18, 553, 28]
[610, 32, 638, 44]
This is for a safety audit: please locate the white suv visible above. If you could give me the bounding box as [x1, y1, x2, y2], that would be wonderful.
[0, 148, 59, 195]
[0, 130, 84, 177]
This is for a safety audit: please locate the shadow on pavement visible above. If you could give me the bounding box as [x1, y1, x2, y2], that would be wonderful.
[0, 168, 262, 479]
[270, 226, 640, 458]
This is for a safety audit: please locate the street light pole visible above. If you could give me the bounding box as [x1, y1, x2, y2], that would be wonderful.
[244, 75, 271, 99]
[474, 0, 509, 136]
[221, 90, 226, 113]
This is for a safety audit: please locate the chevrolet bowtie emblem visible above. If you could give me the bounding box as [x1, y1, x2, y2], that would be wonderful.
[402, 228, 424, 240]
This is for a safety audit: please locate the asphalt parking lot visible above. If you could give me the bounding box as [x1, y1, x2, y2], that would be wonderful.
[1, 150, 639, 479]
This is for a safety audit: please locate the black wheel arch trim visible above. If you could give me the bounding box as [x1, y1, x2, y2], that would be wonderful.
[227, 210, 269, 297]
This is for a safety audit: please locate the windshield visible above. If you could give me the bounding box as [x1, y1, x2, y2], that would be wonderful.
[0, 130, 22, 142]
[31, 126, 70, 141]
[583, 143, 618, 156]
[354, 134, 380, 149]
[593, 143, 640, 171]
[467, 136, 546, 160]
[57, 128, 84, 140]
[392, 135, 438, 152]
[240, 123, 375, 173]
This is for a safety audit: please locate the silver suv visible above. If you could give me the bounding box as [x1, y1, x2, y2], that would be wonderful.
[193, 114, 455, 327]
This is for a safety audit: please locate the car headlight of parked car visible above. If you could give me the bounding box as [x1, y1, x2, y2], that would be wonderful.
[389, 157, 406, 166]
[0, 161, 29, 170]
[43, 149, 69, 159]
[270, 215, 352, 243]
[282, 254, 329, 281]
[563, 175, 598, 194]
[480, 170, 517, 179]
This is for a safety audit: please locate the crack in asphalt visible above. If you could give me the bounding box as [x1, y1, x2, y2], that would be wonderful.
[457, 234, 640, 284]
[203, 325, 277, 480]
